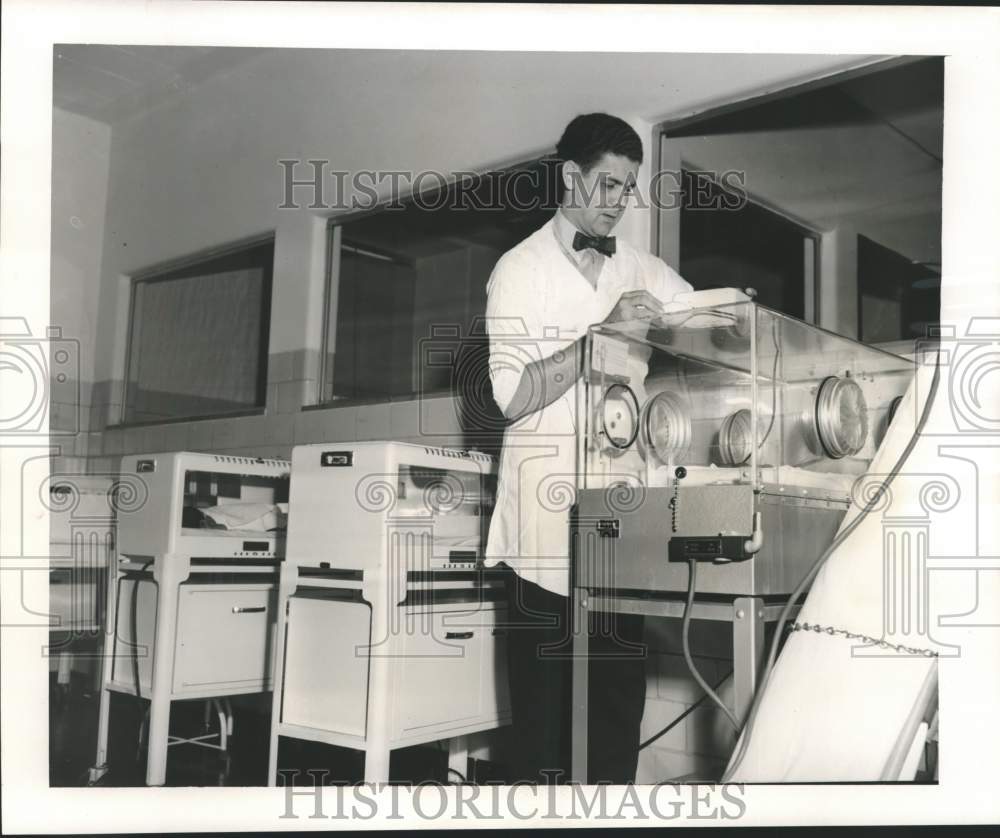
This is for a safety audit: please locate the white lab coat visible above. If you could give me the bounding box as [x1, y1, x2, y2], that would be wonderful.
[483, 213, 691, 596]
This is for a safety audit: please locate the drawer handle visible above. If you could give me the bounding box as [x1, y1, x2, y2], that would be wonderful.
[492, 628, 506, 637]
[445, 631, 474, 640]
[232, 606, 266, 614]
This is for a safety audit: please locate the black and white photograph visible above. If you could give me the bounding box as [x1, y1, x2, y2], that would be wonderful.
[1, 1, 998, 832]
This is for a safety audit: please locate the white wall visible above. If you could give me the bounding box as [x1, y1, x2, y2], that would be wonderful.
[51, 107, 111, 385]
[50, 107, 111, 436]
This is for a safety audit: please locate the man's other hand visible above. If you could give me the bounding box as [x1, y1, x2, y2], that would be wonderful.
[602, 290, 665, 324]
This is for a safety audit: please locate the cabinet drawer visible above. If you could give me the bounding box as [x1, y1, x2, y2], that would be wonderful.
[393, 606, 501, 738]
[173, 585, 276, 694]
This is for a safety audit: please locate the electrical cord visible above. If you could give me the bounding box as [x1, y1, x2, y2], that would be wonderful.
[682, 558, 741, 730]
[721, 353, 942, 781]
[639, 669, 734, 751]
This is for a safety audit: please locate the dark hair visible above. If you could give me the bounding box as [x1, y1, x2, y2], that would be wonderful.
[555, 113, 644, 173]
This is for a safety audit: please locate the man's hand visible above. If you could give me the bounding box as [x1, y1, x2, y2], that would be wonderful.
[601, 290, 665, 324]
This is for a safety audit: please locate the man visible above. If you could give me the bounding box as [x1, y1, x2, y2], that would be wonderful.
[483, 113, 693, 783]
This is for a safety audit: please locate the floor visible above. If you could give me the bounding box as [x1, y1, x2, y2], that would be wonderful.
[49, 670, 938, 788]
[50, 672, 506, 787]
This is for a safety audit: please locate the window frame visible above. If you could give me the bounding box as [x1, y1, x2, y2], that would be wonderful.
[315, 152, 554, 407]
[115, 232, 275, 428]
[652, 55, 932, 335]
[672, 166, 822, 324]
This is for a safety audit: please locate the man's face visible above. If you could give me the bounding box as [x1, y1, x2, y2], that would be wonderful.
[562, 152, 639, 237]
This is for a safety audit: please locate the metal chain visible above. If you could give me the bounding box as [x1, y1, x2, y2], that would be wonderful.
[787, 621, 939, 657]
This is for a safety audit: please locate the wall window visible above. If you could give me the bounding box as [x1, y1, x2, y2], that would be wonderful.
[320, 158, 558, 403]
[657, 56, 943, 340]
[123, 237, 274, 424]
[329, 243, 417, 400]
[678, 171, 818, 320]
[857, 234, 941, 343]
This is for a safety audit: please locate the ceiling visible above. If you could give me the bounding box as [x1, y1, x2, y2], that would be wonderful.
[53, 45, 269, 124]
[53, 46, 879, 130]
[837, 57, 942, 165]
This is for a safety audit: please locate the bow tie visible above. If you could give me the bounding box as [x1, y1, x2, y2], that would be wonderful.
[572, 231, 616, 257]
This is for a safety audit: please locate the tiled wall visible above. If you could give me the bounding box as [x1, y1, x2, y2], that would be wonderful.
[49, 353, 474, 476]
[638, 620, 737, 782]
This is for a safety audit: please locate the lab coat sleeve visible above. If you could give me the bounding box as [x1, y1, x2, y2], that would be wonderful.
[484, 252, 547, 417]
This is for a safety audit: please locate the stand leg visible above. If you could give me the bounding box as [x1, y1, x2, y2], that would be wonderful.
[571, 587, 590, 784]
[56, 651, 72, 687]
[362, 597, 393, 784]
[145, 576, 180, 786]
[89, 561, 121, 784]
[267, 573, 292, 787]
[363, 746, 391, 784]
[447, 735, 469, 782]
[215, 699, 228, 752]
[89, 648, 104, 694]
[731, 597, 765, 725]
[89, 683, 113, 785]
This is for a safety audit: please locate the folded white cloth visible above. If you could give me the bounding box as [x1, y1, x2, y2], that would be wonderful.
[201, 502, 285, 532]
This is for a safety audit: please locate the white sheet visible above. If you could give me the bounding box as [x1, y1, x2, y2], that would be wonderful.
[725, 361, 940, 782]
[200, 501, 286, 532]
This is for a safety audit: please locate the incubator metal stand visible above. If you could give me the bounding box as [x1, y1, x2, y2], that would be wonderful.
[88, 452, 289, 786]
[569, 294, 913, 783]
[266, 441, 510, 785]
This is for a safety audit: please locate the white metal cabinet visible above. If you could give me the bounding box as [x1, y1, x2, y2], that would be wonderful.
[48, 475, 116, 691]
[90, 452, 289, 788]
[266, 441, 509, 785]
